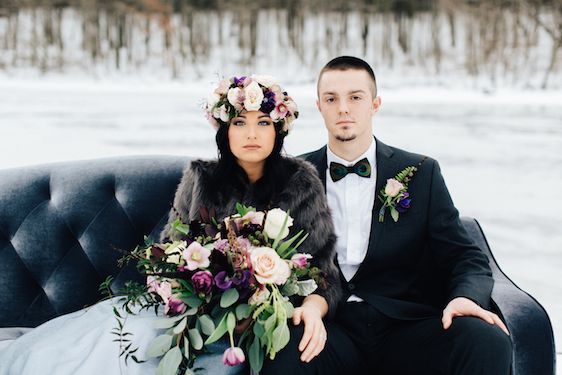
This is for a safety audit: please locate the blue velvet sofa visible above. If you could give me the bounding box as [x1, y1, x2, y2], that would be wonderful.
[0, 156, 555, 374]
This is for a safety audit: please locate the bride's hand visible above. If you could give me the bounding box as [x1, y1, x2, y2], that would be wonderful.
[293, 295, 328, 363]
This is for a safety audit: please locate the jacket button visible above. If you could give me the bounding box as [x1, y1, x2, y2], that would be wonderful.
[348, 283, 355, 291]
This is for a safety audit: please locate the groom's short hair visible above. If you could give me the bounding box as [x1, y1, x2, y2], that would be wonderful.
[317, 56, 377, 97]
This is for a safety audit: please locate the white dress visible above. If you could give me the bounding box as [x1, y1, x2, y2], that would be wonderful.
[0, 298, 241, 375]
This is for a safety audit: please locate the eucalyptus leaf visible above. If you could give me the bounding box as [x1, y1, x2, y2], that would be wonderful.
[283, 301, 294, 318]
[264, 313, 276, 334]
[253, 321, 265, 338]
[248, 335, 264, 373]
[235, 303, 251, 320]
[153, 315, 185, 329]
[183, 342, 190, 359]
[184, 306, 198, 316]
[281, 280, 299, 297]
[220, 288, 239, 308]
[156, 346, 182, 375]
[271, 323, 290, 353]
[181, 296, 202, 308]
[173, 317, 187, 335]
[391, 207, 399, 222]
[146, 334, 173, 358]
[198, 315, 215, 336]
[296, 279, 318, 296]
[188, 328, 203, 350]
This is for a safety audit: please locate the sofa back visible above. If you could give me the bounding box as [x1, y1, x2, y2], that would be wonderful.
[0, 156, 189, 327]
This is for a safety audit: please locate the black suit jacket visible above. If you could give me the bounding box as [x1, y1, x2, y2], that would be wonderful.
[301, 138, 493, 320]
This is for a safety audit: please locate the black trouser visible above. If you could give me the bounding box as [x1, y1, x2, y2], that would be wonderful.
[261, 301, 512, 375]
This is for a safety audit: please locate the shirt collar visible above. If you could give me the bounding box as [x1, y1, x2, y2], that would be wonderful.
[327, 137, 376, 170]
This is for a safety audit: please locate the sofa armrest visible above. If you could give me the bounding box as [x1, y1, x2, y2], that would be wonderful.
[461, 217, 556, 375]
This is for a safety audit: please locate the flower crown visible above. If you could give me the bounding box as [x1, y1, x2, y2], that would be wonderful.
[204, 75, 299, 136]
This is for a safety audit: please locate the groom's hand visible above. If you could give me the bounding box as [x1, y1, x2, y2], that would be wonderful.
[442, 296, 509, 336]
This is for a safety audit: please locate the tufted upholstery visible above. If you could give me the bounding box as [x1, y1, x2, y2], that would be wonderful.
[0, 156, 555, 374]
[0, 155, 188, 327]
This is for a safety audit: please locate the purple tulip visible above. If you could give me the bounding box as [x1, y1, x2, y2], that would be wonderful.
[192, 270, 214, 295]
[223, 347, 245, 366]
[214, 270, 233, 290]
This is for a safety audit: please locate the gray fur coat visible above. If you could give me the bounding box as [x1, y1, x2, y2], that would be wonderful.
[161, 157, 342, 317]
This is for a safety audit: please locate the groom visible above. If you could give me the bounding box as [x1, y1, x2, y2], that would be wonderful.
[298, 56, 512, 374]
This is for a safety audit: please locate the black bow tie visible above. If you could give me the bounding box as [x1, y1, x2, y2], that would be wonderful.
[329, 158, 372, 182]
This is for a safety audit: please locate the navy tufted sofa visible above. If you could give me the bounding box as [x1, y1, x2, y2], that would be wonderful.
[0, 155, 555, 374]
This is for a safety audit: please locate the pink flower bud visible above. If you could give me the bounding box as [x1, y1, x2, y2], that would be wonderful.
[222, 347, 245, 366]
[291, 253, 312, 268]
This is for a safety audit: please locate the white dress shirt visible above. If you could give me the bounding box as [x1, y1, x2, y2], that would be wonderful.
[326, 140, 377, 301]
[326, 139, 377, 281]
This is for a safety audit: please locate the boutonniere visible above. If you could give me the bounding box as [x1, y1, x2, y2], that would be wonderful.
[378, 157, 427, 223]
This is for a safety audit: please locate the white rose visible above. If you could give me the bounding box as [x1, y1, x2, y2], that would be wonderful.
[243, 81, 264, 111]
[250, 74, 277, 88]
[219, 105, 229, 122]
[215, 78, 230, 95]
[250, 247, 291, 285]
[263, 208, 293, 240]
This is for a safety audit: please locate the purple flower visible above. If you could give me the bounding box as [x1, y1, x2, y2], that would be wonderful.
[231, 270, 251, 287]
[260, 91, 276, 113]
[214, 239, 230, 253]
[223, 347, 245, 366]
[165, 295, 187, 315]
[396, 192, 411, 213]
[192, 270, 214, 295]
[233, 76, 247, 87]
[214, 270, 233, 290]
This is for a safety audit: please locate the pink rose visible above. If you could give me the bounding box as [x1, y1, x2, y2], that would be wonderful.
[384, 178, 404, 198]
[183, 241, 211, 271]
[223, 347, 245, 366]
[250, 247, 291, 285]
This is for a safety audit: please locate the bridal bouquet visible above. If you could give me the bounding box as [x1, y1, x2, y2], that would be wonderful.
[107, 203, 322, 375]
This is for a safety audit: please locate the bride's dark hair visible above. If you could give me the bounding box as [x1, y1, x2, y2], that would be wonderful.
[210, 120, 289, 208]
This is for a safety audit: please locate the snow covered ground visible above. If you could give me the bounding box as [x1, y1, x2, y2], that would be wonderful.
[1, 75, 561, 370]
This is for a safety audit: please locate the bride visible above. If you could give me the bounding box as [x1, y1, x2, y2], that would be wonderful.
[0, 75, 342, 375]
